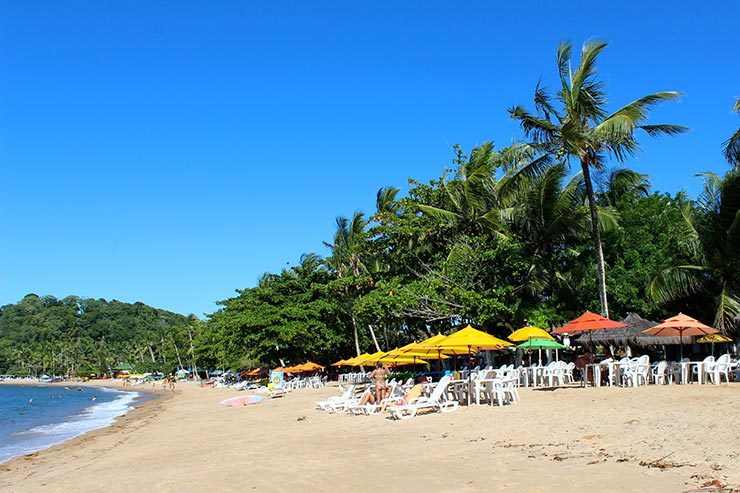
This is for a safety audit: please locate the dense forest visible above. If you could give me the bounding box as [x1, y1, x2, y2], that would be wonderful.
[0, 294, 203, 375]
[2, 41, 738, 375]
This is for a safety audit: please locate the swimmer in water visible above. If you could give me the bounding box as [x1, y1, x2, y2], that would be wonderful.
[91, 396, 97, 401]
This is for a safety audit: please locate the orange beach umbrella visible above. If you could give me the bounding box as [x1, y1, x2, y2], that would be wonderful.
[552, 311, 627, 335]
[642, 313, 719, 359]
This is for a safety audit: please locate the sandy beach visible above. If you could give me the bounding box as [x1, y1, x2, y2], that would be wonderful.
[0, 380, 738, 492]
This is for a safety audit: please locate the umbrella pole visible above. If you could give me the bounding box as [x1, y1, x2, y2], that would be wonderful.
[467, 345, 473, 406]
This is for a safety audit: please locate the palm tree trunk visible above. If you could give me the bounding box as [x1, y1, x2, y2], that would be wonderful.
[367, 324, 381, 352]
[350, 312, 361, 356]
[580, 160, 610, 318]
[171, 336, 184, 370]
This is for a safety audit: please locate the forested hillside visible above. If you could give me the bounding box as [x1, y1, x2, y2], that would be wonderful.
[0, 294, 202, 375]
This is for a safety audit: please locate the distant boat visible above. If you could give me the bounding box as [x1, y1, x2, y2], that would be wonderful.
[38, 375, 53, 383]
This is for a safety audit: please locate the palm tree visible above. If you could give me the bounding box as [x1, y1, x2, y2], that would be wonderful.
[505, 164, 619, 297]
[375, 186, 403, 219]
[415, 142, 517, 236]
[649, 169, 739, 333]
[325, 212, 369, 278]
[596, 168, 651, 207]
[723, 98, 740, 168]
[509, 40, 687, 317]
[324, 212, 381, 355]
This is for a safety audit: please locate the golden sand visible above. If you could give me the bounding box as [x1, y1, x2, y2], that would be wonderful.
[1, 380, 738, 492]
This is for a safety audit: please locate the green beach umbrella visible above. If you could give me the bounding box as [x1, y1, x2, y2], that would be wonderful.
[516, 338, 566, 365]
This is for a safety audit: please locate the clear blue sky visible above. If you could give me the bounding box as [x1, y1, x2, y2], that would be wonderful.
[1, 1, 737, 317]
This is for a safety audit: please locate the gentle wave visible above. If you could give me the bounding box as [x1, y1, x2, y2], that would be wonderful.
[20, 390, 139, 436]
[1, 388, 141, 463]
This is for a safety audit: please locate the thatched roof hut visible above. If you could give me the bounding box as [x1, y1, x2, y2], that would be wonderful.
[576, 313, 685, 347]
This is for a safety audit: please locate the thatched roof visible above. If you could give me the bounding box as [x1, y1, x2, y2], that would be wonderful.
[576, 313, 686, 347]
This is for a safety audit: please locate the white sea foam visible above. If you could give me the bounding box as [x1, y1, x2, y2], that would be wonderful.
[0, 389, 140, 463]
[25, 390, 139, 436]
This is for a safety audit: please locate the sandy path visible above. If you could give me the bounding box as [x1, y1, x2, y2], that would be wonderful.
[1, 380, 738, 492]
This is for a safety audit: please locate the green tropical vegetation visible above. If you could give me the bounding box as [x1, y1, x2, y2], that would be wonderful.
[1, 40, 737, 375]
[0, 294, 202, 375]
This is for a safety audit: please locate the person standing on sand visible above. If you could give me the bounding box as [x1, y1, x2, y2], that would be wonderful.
[367, 362, 390, 403]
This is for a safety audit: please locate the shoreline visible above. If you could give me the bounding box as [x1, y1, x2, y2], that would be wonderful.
[0, 379, 169, 467]
[0, 381, 737, 492]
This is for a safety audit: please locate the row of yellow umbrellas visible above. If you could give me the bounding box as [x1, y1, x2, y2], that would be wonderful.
[332, 325, 518, 368]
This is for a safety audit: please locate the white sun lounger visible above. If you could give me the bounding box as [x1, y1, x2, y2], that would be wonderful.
[315, 385, 356, 411]
[388, 375, 458, 420]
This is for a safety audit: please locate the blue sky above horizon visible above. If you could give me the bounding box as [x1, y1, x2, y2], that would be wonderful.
[1, 1, 737, 317]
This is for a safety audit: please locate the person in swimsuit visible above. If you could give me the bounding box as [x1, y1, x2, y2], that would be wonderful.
[368, 362, 390, 403]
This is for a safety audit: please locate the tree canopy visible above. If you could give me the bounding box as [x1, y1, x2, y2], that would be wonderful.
[2, 40, 737, 373]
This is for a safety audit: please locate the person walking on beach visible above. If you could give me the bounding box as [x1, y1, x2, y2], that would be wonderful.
[368, 362, 390, 404]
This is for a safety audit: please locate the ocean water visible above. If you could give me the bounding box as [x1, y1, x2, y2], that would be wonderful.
[0, 384, 141, 463]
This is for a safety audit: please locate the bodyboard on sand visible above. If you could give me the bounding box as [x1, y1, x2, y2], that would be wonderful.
[220, 394, 264, 407]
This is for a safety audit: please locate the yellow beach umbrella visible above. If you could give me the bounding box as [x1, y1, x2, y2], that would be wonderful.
[360, 351, 388, 364]
[408, 334, 473, 356]
[432, 325, 512, 406]
[331, 359, 347, 367]
[344, 353, 371, 366]
[439, 325, 512, 349]
[508, 326, 554, 342]
[696, 334, 732, 343]
[385, 342, 451, 360]
[384, 357, 428, 367]
[696, 333, 732, 357]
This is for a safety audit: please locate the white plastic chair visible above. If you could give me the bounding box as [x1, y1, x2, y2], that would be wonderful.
[708, 354, 731, 384]
[692, 356, 715, 384]
[651, 361, 672, 385]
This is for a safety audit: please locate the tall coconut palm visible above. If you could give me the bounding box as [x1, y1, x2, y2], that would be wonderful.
[509, 40, 687, 317]
[723, 98, 740, 168]
[505, 164, 619, 297]
[649, 169, 740, 334]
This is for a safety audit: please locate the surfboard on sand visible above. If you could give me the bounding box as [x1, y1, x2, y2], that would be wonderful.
[220, 394, 264, 407]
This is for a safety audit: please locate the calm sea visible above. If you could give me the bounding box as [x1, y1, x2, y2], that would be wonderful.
[0, 384, 141, 463]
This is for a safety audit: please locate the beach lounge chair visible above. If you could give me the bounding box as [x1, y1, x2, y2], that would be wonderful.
[315, 385, 356, 411]
[270, 386, 288, 399]
[327, 387, 370, 414]
[388, 375, 458, 420]
[348, 383, 409, 415]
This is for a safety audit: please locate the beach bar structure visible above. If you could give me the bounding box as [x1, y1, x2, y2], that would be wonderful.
[575, 313, 684, 348]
